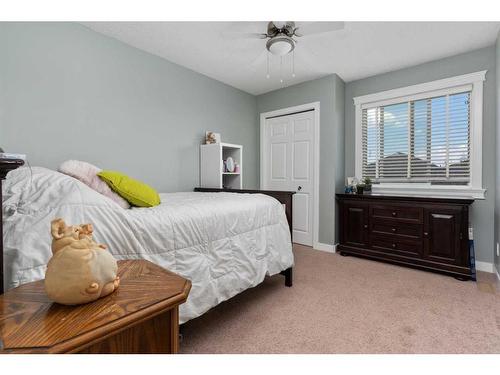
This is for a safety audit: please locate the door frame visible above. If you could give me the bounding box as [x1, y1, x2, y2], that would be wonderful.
[260, 102, 320, 248]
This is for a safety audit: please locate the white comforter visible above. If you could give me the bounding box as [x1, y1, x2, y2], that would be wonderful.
[2, 167, 293, 323]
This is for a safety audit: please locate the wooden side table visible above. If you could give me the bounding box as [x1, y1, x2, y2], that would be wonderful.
[0, 260, 191, 353]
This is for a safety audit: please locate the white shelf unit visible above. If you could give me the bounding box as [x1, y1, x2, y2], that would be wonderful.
[200, 142, 242, 189]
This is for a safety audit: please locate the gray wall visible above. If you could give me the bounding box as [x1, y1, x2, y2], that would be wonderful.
[496, 32, 500, 274]
[256, 75, 345, 245]
[345, 46, 497, 263]
[0, 22, 259, 192]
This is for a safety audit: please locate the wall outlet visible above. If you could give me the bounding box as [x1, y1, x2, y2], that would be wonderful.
[497, 243, 500, 257]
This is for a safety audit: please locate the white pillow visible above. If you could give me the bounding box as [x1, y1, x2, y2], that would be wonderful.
[58, 160, 130, 209]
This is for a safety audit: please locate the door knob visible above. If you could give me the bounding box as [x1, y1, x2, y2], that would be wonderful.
[297, 186, 302, 191]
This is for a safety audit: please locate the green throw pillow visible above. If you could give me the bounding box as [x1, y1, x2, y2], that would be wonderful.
[97, 170, 161, 207]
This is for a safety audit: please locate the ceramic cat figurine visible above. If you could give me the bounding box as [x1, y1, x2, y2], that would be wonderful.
[44, 218, 120, 305]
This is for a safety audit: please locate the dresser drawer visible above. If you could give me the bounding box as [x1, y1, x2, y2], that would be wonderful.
[370, 204, 423, 223]
[371, 220, 422, 239]
[371, 235, 422, 257]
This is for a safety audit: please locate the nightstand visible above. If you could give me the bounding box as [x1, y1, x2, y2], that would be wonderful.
[0, 260, 191, 353]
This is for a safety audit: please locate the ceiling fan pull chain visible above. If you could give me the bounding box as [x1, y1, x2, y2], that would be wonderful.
[280, 56, 283, 84]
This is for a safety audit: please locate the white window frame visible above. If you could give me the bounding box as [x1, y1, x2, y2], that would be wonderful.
[354, 71, 487, 200]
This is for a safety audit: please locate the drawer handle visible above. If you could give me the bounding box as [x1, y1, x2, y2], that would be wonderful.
[424, 232, 429, 237]
[391, 227, 397, 232]
[391, 212, 397, 217]
[364, 224, 368, 229]
[392, 243, 397, 248]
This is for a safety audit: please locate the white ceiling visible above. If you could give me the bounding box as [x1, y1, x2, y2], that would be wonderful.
[82, 22, 500, 95]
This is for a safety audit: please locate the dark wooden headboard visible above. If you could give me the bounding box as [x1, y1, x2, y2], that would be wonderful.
[193, 187, 295, 237]
[0, 159, 25, 294]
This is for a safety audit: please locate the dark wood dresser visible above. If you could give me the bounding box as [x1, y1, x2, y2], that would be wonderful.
[336, 194, 474, 280]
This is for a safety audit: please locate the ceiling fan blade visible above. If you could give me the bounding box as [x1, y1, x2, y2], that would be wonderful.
[248, 49, 268, 71]
[294, 22, 345, 37]
[220, 31, 267, 40]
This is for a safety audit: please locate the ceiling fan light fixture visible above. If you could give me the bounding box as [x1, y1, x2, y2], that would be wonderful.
[266, 35, 295, 56]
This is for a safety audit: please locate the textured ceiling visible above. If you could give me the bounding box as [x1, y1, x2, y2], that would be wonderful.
[82, 22, 500, 95]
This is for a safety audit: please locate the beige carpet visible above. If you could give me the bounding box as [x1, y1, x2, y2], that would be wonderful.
[180, 245, 500, 353]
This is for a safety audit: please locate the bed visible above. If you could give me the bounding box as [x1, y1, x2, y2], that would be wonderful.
[1, 166, 294, 323]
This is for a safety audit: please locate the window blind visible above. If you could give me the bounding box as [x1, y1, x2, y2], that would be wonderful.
[362, 91, 471, 184]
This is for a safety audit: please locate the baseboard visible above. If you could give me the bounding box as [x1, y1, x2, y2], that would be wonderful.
[313, 242, 335, 253]
[475, 261, 495, 273]
[311, 243, 495, 274]
[311, 242, 498, 277]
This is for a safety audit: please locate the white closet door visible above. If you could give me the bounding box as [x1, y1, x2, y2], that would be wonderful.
[264, 110, 315, 246]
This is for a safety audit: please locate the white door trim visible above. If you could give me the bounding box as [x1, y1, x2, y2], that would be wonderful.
[260, 102, 321, 248]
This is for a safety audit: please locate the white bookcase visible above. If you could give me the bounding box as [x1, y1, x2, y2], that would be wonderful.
[200, 142, 242, 189]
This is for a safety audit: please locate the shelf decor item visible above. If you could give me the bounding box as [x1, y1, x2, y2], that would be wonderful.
[205, 131, 221, 144]
[226, 157, 235, 173]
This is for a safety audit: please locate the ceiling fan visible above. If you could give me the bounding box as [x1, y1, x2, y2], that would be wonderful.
[258, 21, 344, 56]
[223, 21, 345, 82]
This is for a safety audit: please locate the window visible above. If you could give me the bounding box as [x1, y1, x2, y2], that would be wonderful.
[354, 71, 486, 199]
[362, 91, 470, 184]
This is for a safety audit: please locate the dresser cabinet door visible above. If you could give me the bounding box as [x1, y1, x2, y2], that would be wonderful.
[423, 206, 465, 265]
[341, 202, 369, 247]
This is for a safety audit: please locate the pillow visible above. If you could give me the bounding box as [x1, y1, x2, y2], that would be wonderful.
[97, 170, 161, 207]
[58, 160, 130, 209]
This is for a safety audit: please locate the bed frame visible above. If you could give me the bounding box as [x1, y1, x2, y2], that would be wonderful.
[0, 158, 25, 294]
[194, 187, 294, 287]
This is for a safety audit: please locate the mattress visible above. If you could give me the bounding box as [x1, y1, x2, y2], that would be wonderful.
[2, 167, 293, 323]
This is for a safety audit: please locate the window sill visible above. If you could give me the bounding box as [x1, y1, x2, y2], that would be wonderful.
[370, 184, 486, 200]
